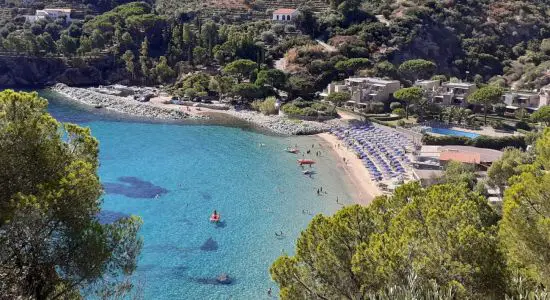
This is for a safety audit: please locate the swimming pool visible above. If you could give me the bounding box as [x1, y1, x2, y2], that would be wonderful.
[429, 127, 480, 138]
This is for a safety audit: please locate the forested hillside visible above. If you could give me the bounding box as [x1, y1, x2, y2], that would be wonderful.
[0, 0, 549, 91]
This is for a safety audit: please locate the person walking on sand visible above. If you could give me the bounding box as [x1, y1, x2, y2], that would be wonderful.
[317, 189, 320, 196]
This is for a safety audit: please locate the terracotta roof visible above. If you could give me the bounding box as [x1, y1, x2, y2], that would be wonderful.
[273, 8, 296, 14]
[440, 146, 503, 163]
[440, 151, 481, 164]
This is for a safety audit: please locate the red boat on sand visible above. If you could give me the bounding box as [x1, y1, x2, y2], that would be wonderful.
[298, 159, 316, 165]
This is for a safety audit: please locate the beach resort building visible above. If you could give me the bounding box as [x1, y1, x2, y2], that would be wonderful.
[539, 84, 550, 107]
[502, 91, 543, 113]
[412, 145, 503, 186]
[415, 79, 441, 103]
[272, 8, 298, 22]
[323, 77, 401, 108]
[415, 79, 441, 92]
[25, 8, 72, 23]
[432, 82, 477, 106]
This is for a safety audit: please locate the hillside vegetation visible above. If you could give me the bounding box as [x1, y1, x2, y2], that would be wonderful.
[0, 0, 549, 91]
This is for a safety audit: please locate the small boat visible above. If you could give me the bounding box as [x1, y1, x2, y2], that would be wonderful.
[298, 159, 316, 165]
[94, 104, 103, 109]
[303, 170, 314, 175]
[210, 212, 220, 223]
[285, 148, 299, 154]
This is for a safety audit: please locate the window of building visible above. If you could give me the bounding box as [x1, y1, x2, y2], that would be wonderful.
[276, 15, 279, 20]
[287, 15, 290, 20]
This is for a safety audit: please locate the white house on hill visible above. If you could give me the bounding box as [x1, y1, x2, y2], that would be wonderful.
[272, 8, 298, 22]
[25, 8, 72, 23]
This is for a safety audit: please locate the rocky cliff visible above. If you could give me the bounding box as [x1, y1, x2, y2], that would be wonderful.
[0, 56, 123, 88]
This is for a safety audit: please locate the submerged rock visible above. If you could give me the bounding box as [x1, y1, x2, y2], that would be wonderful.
[200, 237, 218, 251]
[216, 273, 231, 284]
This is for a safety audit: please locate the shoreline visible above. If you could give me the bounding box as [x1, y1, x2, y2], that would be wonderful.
[48, 84, 379, 206]
[51, 83, 200, 121]
[51, 84, 332, 136]
[316, 132, 382, 205]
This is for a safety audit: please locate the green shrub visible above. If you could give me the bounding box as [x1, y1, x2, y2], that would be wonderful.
[251, 100, 262, 112]
[302, 107, 318, 116]
[370, 101, 385, 114]
[515, 121, 531, 130]
[422, 134, 527, 150]
[258, 97, 278, 115]
[373, 115, 402, 121]
[422, 135, 470, 146]
[393, 108, 406, 118]
[281, 103, 303, 116]
[390, 102, 402, 110]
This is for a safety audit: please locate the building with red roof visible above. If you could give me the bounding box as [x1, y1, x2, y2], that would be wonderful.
[272, 8, 298, 22]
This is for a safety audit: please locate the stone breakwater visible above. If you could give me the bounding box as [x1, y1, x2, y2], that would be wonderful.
[224, 110, 332, 135]
[51, 83, 201, 120]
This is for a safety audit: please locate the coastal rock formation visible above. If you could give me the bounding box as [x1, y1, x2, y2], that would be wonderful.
[51, 84, 333, 135]
[0, 56, 66, 87]
[225, 110, 331, 135]
[0, 56, 118, 87]
[52, 83, 202, 120]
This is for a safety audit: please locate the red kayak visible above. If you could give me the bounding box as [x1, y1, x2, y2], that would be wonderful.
[298, 159, 316, 165]
[210, 213, 220, 223]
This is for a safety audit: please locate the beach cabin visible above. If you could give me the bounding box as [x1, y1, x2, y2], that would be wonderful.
[272, 8, 298, 22]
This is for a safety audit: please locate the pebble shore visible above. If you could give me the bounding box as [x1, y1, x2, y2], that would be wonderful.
[224, 109, 332, 135]
[52, 83, 199, 121]
[51, 84, 334, 135]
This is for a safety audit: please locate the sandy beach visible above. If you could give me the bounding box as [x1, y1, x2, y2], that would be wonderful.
[317, 132, 382, 205]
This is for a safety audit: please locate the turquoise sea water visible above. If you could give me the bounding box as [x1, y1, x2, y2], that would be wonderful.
[42, 91, 355, 299]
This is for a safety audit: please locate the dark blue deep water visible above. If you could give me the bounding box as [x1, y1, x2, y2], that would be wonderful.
[42, 90, 354, 299]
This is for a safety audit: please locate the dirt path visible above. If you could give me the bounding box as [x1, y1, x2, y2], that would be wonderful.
[315, 39, 337, 52]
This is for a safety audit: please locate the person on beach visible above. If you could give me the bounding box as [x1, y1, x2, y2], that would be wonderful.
[320, 187, 323, 192]
[267, 287, 272, 296]
[336, 196, 339, 204]
[317, 189, 320, 196]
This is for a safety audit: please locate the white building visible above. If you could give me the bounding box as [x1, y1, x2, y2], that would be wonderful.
[322, 77, 401, 108]
[415, 79, 440, 92]
[272, 8, 298, 22]
[432, 82, 477, 106]
[25, 8, 72, 23]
